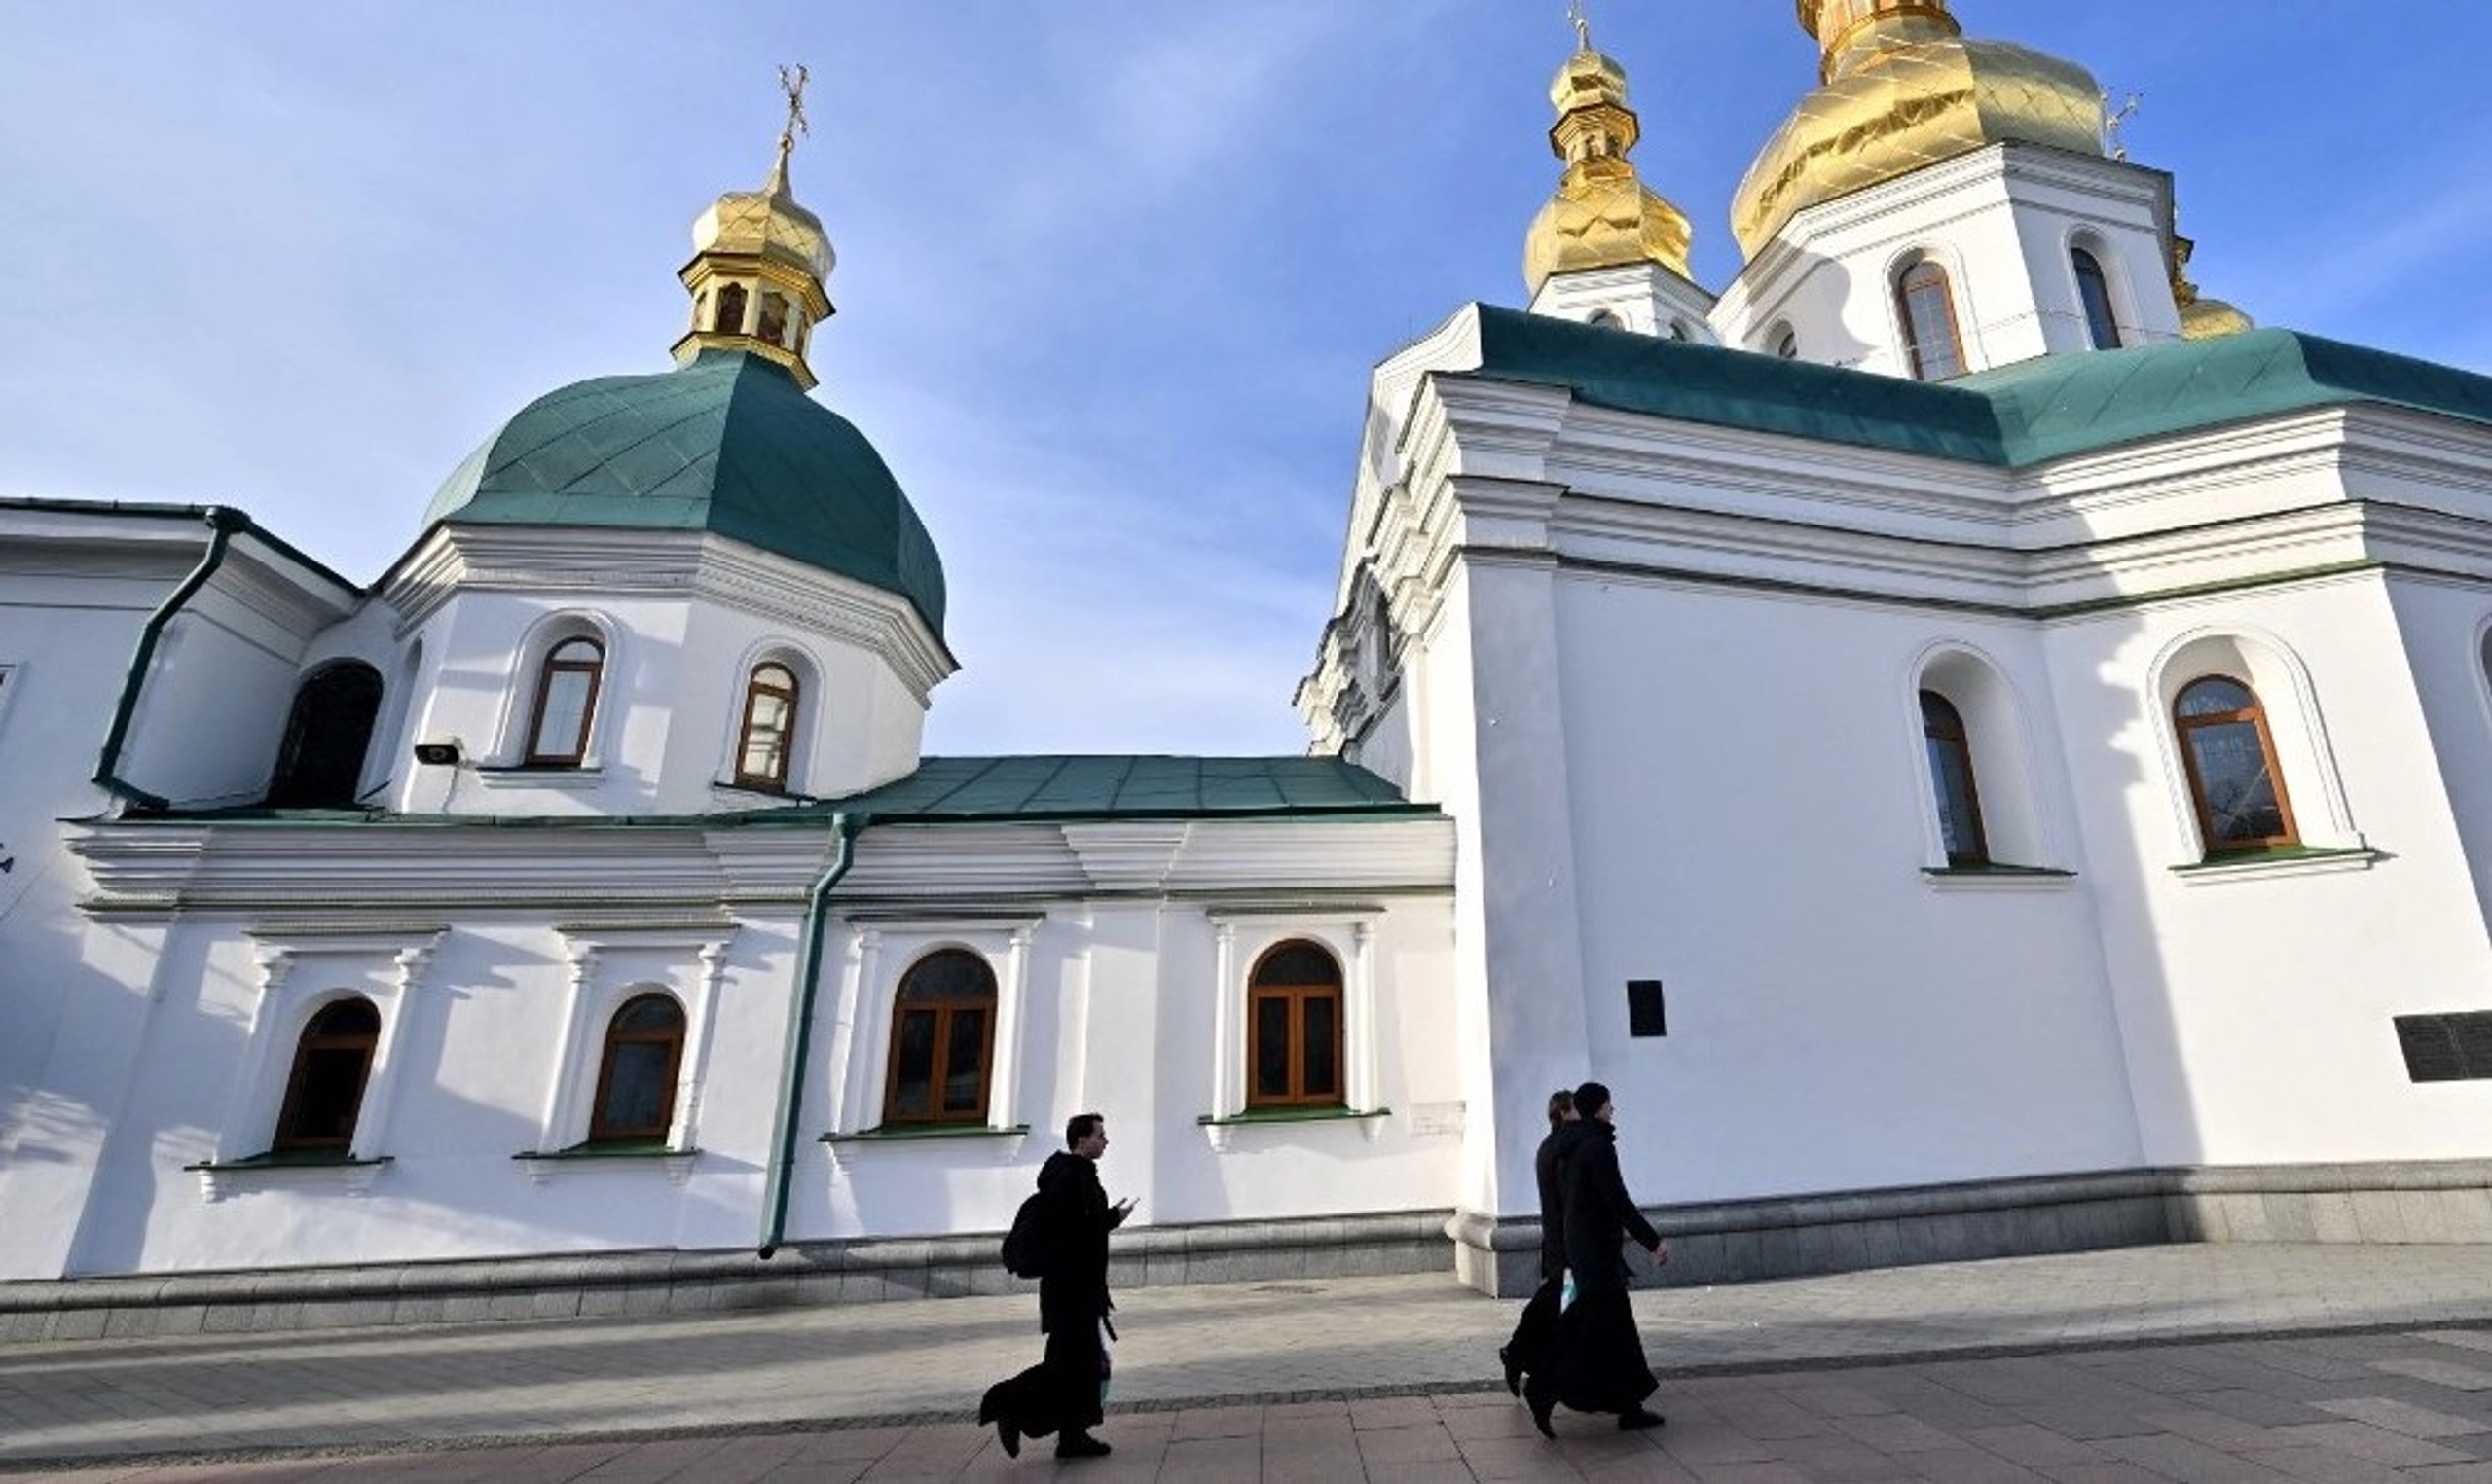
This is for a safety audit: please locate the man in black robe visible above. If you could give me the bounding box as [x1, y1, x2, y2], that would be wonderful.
[979, 1112, 1134, 1461]
[1498, 1088, 1577, 1395]
[1526, 1080, 1668, 1436]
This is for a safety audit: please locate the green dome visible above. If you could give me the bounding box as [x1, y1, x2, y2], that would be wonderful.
[425, 350, 946, 634]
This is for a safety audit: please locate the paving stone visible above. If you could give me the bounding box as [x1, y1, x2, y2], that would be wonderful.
[1765, 1433, 1923, 1479]
[2141, 1408, 2282, 1449]
[2094, 1432, 2301, 1482]
[1835, 1412, 1974, 1454]
[2313, 1395, 2492, 1438]
[1899, 1446, 2051, 1483]
[2372, 1358, 2492, 1392]
[2265, 1421, 2474, 1466]
[1353, 1422, 1461, 1464]
[2236, 1446, 2415, 1483]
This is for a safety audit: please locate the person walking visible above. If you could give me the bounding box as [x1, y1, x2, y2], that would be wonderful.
[1498, 1088, 1577, 1396]
[979, 1113, 1135, 1461]
[1525, 1080, 1668, 1436]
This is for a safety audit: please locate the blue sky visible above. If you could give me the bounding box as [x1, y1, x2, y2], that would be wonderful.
[7, 3, 2490, 758]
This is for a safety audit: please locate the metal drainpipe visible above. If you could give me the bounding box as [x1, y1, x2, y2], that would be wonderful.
[758, 812, 865, 1258]
[92, 506, 250, 811]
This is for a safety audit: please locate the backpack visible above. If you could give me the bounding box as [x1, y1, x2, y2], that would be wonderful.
[1001, 1190, 1051, 1279]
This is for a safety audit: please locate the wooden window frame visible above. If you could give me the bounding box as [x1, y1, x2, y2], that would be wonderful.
[587, 993, 687, 1143]
[2175, 674, 2299, 854]
[524, 636, 605, 768]
[1246, 940, 1346, 1110]
[272, 997, 381, 1152]
[1896, 260, 1965, 380]
[879, 951, 998, 1127]
[733, 662, 800, 791]
[2071, 247, 2122, 349]
[1920, 690, 1990, 866]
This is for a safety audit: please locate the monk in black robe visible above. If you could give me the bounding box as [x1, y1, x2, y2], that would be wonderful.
[1526, 1080, 1667, 1435]
[1499, 1088, 1577, 1395]
[979, 1112, 1133, 1461]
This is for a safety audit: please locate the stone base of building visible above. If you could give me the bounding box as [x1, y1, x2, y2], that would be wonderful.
[1448, 1161, 2492, 1298]
[7, 1162, 2486, 1342]
[0, 1209, 1451, 1344]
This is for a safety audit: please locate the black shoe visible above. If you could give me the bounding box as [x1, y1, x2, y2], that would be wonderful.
[1056, 1431, 1112, 1459]
[1618, 1407, 1666, 1430]
[1525, 1387, 1556, 1440]
[1499, 1344, 1522, 1397]
[995, 1418, 1020, 1458]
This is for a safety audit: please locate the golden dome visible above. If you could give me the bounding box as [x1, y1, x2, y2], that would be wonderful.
[691, 147, 834, 286]
[672, 68, 836, 389]
[2172, 231, 2254, 341]
[1523, 23, 1694, 294]
[1732, 0, 2105, 259]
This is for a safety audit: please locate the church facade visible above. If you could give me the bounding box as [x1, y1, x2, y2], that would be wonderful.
[6, 0, 2491, 1330]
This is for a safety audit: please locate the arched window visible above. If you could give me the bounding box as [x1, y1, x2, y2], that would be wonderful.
[714, 282, 749, 336]
[734, 662, 799, 790]
[273, 997, 381, 1152]
[588, 994, 686, 1144]
[1248, 940, 1344, 1108]
[882, 950, 997, 1126]
[267, 662, 384, 808]
[525, 636, 604, 767]
[755, 293, 789, 345]
[1920, 691, 1989, 866]
[1667, 319, 1693, 342]
[2072, 248, 2121, 349]
[1586, 309, 1623, 329]
[1895, 260, 1965, 380]
[2175, 675, 2297, 853]
[1772, 325, 1799, 360]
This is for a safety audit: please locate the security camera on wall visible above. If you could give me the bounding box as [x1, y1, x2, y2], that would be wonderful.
[412, 736, 463, 767]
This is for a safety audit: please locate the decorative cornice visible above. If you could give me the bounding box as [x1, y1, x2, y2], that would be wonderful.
[385, 526, 953, 699]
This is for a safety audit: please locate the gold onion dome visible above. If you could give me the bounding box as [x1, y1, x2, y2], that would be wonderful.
[1523, 18, 1695, 295]
[1732, 0, 2105, 260]
[2172, 233, 2254, 341]
[673, 67, 835, 389]
[692, 144, 834, 286]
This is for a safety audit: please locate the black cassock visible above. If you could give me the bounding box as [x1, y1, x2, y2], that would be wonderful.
[1502, 1121, 1575, 1381]
[1527, 1119, 1662, 1417]
[979, 1150, 1126, 1440]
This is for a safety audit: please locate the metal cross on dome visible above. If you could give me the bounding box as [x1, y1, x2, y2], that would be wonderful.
[1567, 0, 1593, 50]
[778, 63, 811, 155]
[2100, 89, 2142, 162]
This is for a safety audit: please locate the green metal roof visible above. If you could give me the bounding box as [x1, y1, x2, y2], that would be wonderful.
[424, 350, 946, 635]
[801, 754, 1426, 823]
[1466, 306, 2492, 469]
[126, 756, 1429, 828]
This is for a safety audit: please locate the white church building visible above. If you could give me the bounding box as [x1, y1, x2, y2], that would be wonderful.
[6, 0, 2491, 1335]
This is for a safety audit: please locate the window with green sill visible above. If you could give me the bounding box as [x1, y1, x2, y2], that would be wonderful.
[273, 996, 381, 1153]
[883, 949, 997, 1127]
[1248, 939, 1344, 1110]
[2175, 674, 2298, 856]
[589, 993, 686, 1144]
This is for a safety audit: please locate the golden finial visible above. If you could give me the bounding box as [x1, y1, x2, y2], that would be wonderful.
[1568, 0, 1593, 51]
[2100, 90, 2141, 162]
[767, 63, 811, 195]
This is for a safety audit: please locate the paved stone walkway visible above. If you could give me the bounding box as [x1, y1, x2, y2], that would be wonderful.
[1, 1245, 2489, 1479]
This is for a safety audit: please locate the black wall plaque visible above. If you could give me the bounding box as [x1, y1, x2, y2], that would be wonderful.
[1627, 979, 1667, 1038]
[2394, 1012, 2492, 1082]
